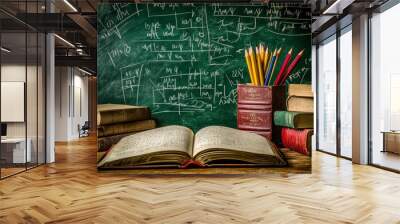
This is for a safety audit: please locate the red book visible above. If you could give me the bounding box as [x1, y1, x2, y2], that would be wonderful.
[237, 84, 285, 141]
[281, 128, 313, 155]
[237, 109, 272, 131]
[237, 84, 272, 105]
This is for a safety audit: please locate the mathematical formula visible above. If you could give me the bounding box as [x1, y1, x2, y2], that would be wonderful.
[98, 3, 311, 116]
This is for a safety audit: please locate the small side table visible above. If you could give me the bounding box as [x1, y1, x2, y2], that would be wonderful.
[381, 131, 400, 154]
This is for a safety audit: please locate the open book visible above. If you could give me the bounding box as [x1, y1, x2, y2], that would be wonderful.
[97, 126, 287, 169]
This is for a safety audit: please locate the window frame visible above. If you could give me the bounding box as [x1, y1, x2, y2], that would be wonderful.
[367, 1, 400, 173]
[315, 24, 353, 160]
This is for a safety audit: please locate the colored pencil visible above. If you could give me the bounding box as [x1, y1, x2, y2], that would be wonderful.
[263, 47, 270, 73]
[259, 44, 264, 64]
[249, 47, 260, 86]
[264, 49, 277, 86]
[274, 48, 293, 86]
[268, 47, 282, 86]
[244, 49, 254, 85]
[256, 47, 265, 85]
[265, 48, 275, 79]
[279, 49, 304, 85]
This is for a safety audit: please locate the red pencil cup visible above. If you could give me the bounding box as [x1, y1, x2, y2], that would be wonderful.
[237, 84, 285, 143]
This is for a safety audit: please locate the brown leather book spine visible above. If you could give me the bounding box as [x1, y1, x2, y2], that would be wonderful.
[237, 109, 272, 131]
[237, 84, 285, 141]
[237, 104, 271, 110]
[237, 84, 272, 105]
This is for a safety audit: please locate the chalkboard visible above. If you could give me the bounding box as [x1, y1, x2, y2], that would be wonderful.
[97, 3, 311, 132]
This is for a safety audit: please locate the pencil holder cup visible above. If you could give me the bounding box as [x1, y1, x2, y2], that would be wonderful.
[236, 84, 285, 143]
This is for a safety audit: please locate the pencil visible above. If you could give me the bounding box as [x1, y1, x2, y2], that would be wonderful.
[263, 47, 269, 73]
[245, 49, 254, 85]
[274, 48, 292, 86]
[268, 47, 282, 86]
[265, 48, 275, 80]
[249, 47, 260, 86]
[259, 44, 265, 65]
[265, 49, 277, 86]
[256, 47, 264, 85]
[279, 49, 304, 85]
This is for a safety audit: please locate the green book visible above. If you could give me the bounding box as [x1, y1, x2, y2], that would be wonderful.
[274, 111, 313, 129]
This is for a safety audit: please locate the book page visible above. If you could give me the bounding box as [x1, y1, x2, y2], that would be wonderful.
[193, 126, 275, 157]
[98, 125, 194, 166]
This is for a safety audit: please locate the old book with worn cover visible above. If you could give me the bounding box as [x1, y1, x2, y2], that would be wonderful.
[98, 132, 139, 152]
[281, 128, 313, 156]
[274, 111, 313, 129]
[288, 84, 313, 98]
[97, 120, 156, 137]
[287, 96, 314, 113]
[97, 104, 150, 126]
[97, 126, 287, 169]
[237, 84, 285, 141]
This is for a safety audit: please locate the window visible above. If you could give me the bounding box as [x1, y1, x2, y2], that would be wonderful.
[370, 3, 400, 171]
[339, 27, 352, 158]
[317, 35, 337, 154]
[0, 1, 47, 179]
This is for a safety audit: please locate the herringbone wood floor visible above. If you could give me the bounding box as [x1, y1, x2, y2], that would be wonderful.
[1, 136, 399, 224]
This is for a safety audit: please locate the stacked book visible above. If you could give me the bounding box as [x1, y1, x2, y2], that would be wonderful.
[274, 84, 314, 156]
[237, 84, 285, 140]
[97, 104, 156, 161]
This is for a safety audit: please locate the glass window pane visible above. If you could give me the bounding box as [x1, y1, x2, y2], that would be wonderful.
[27, 31, 38, 169]
[340, 28, 352, 158]
[1, 31, 27, 177]
[317, 35, 337, 154]
[38, 32, 46, 165]
[0, 1, 46, 179]
[371, 4, 400, 171]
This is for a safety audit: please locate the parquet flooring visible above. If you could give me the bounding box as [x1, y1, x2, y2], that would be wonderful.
[1, 136, 400, 224]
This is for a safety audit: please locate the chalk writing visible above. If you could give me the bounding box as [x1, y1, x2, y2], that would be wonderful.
[98, 3, 311, 130]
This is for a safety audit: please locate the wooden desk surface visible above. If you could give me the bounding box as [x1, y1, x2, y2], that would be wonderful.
[98, 148, 311, 175]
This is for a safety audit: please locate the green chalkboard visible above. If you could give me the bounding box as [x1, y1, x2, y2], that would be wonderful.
[97, 3, 311, 132]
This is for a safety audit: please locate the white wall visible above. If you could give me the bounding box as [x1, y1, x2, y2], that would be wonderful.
[55, 67, 69, 141]
[55, 67, 89, 141]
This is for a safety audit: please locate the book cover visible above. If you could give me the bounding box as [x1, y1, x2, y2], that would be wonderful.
[288, 84, 313, 98]
[237, 84, 285, 140]
[287, 96, 314, 113]
[281, 128, 313, 155]
[274, 111, 313, 129]
[237, 84, 272, 105]
[237, 109, 272, 131]
[97, 104, 150, 126]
